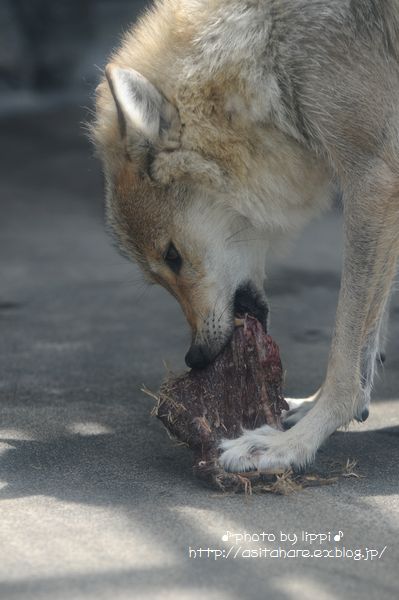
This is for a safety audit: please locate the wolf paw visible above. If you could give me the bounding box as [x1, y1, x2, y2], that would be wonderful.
[219, 425, 314, 473]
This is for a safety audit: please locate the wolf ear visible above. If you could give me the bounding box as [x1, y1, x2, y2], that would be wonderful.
[105, 64, 181, 161]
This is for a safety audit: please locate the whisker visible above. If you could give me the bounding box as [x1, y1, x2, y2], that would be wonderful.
[225, 225, 251, 243]
[117, 276, 148, 288]
[229, 237, 266, 244]
[216, 301, 231, 324]
[132, 286, 151, 304]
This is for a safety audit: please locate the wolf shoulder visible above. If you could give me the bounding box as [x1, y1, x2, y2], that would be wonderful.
[263, 0, 399, 165]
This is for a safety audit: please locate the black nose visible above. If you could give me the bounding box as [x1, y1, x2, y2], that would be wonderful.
[361, 408, 369, 422]
[185, 345, 211, 369]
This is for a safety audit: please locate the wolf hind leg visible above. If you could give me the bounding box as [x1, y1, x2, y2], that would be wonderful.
[283, 389, 321, 429]
[357, 290, 393, 421]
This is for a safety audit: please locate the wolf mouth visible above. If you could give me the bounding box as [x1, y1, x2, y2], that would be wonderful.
[233, 283, 269, 331]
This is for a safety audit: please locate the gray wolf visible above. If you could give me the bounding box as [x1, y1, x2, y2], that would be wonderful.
[92, 0, 399, 472]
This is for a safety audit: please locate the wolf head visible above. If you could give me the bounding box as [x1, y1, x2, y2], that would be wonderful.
[93, 65, 269, 368]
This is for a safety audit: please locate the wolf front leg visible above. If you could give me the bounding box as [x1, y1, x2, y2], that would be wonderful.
[219, 166, 399, 472]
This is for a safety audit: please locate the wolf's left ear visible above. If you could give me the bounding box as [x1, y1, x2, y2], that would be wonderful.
[105, 64, 181, 160]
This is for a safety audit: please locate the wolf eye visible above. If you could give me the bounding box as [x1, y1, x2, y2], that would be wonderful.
[163, 243, 182, 274]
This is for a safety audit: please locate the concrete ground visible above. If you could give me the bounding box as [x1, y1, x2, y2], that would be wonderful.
[0, 105, 398, 600]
